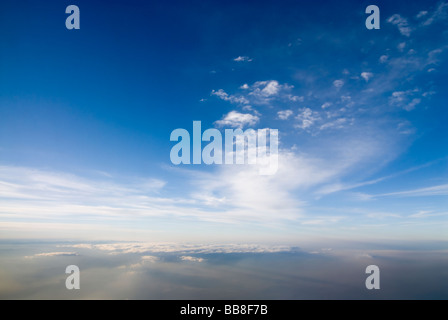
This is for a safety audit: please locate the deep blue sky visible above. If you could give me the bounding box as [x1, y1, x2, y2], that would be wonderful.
[0, 0, 447, 242]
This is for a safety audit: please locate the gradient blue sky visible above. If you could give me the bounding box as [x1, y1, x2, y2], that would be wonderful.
[1, 0, 447, 243]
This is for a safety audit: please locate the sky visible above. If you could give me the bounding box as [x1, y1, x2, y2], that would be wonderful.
[0, 0, 448, 299]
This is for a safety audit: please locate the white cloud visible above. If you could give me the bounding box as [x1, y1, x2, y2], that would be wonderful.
[0, 158, 320, 227]
[0, 165, 205, 224]
[423, 91, 436, 97]
[0, 79, 405, 233]
[69, 244, 94, 249]
[234, 56, 253, 62]
[214, 111, 259, 128]
[389, 89, 422, 111]
[287, 95, 304, 102]
[242, 105, 256, 112]
[262, 81, 281, 96]
[0, 122, 408, 235]
[317, 160, 444, 198]
[132, 255, 159, 267]
[340, 95, 351, 103]
[180, 256, 204, 262]
[249, 80, 284, 97]
[333, 80, 344, 89]
[379, 55, 389, 63]
[183, 140, 384, 223]
[409, 210, 433, 218]
[428, 48, 443, 64]
[247, 80, 294, 103]
[211, 89, 230, 100]
[121, 255, 160, 270]
[277, 110, 293, 120]
[0, 120, 401, 235]
[319, 118, 350, 130]
[387, 14, 412, 36]
[212, 80, 296, 108]
[321, 102, 332, 109]
[361, 72, 373, 82]
[141, 255, 159, 263]
[188, 151, 306, 222]
[211, 89, 249, 105]
[27, 252, 79, 258]
[63, 243, 295, 254]
[404, 98, 421, 111]
[416, 11, 428, 19]
[295, 108, 321, 129]
[390, 91, 407, 103]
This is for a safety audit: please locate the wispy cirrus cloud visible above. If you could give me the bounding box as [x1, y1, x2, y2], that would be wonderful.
[0, 125, 396, 234]
[0, 156, 333, 228]
[377, 184, 448, 197]
[409, 210, 448, 218]
[421, 1, 448, 26]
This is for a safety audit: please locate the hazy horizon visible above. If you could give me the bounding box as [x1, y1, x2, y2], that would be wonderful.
[1, 239, 447, 299]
